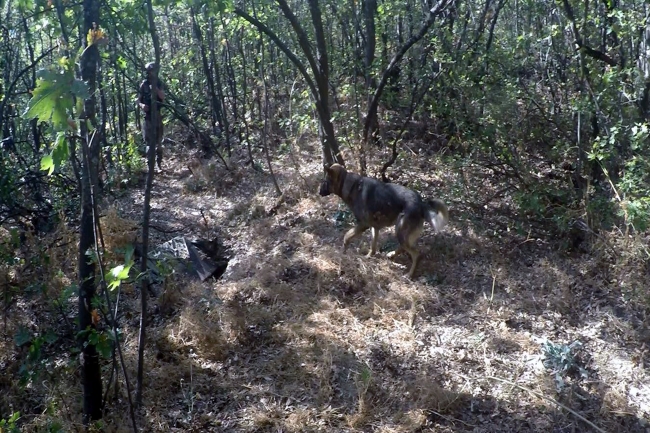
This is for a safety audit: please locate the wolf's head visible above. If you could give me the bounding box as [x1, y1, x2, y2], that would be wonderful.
[319, 164, 347, 197]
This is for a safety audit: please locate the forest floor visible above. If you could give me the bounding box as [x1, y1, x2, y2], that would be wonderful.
[3, 129, 650, 432]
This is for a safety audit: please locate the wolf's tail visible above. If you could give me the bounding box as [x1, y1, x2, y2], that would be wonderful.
[425, 199, 449, 232]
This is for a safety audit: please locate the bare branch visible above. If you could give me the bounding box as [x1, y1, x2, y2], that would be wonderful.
[560, 0, 617, 66]
[363, 0, 454, 141]
[233, 7, 318, 101]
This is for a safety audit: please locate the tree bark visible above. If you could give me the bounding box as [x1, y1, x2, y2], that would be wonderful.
[78, 0, 103, 424]
[190, 7, 223, 138]
[235, 0, 344, 169]
[363, 0, 453, 142]
[363, 0, 377, 90]
[136, 0, 162, 407]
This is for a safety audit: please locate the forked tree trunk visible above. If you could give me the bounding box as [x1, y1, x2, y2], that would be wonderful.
[363, 0, 453, 143]
[235, 0, 344, 170]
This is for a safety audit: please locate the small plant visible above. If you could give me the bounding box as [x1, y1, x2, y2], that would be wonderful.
[541, 340, 587, 391]
[0, 411, 21, 433]
[333, 205, 353, 228]
[354, 364, 372, 414]
[180, 350, 196, 420]
[14, 328, 59, 385]
[107, 134, 146, 189]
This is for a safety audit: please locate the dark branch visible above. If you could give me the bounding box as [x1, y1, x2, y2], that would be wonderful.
[233, 7, 318, 100]
[561, 0, 617, 67]
[363, 0, 453, 141]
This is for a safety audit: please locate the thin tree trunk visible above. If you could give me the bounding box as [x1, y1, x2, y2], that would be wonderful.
[209, 17, 232, 156]
[236, 29, 255, 166]
[190, 7, 222, 140]
[136, 0, 162, 407]
[78, 0, 103, 424]
[363, 0, 453, 142]
[235, 1, 344, 169]
[258, 26, 282, 196]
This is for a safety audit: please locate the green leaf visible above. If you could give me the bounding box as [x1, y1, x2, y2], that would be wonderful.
[43, 331, 58, 344]
[96, 333, 113, 359]
[41, 154, 55, 175]
[59, 284, 78, 302]
[23, 66, 88, 132]
[111, 264, 129, 280]
[88, 330, 99, 346]
[70, 79, 89, 100]
[116, 56, 127, 70]
[52, 132, 69, 168]
[124, 244, 135, 263]
[108, 262, 132, 291]
[41, 133, 70, 175]
[14, 327, 31, 347]
[24, 71, 73, 130]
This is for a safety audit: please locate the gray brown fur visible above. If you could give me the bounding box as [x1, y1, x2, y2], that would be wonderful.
[319, 164, 448, 278]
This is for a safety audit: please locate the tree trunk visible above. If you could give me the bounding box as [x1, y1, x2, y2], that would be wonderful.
[209, 17, 232, 156]
[136, 0, 162, 407]
[235, 1, 344, 170]
[363, 0, 453, 142]
[190, 7, 222, 138]
[363, 0, 376, 90]
[78, 0, 103, 424]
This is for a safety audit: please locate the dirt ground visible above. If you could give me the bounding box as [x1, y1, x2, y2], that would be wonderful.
[2, 132, 650, 432]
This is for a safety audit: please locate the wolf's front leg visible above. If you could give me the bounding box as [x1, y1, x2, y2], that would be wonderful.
[342, 225, 367, 253]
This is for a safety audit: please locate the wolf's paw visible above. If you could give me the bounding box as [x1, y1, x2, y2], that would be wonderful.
[386, 250, 401, 259]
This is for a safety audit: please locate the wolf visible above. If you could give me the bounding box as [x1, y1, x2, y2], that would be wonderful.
[319, 164, 448, 278]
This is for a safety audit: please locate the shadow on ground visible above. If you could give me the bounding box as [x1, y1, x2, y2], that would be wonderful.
[99, 141, 650, 432]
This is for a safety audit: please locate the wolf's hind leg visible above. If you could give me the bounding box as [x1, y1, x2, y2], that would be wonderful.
[396, 215, 424, 278]
[367, 227, 380, 257]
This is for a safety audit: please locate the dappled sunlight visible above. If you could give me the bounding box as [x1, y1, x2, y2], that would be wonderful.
[3, 130, 650, 432]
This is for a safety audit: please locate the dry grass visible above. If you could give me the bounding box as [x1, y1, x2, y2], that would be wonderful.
[1, 137, 650, 432]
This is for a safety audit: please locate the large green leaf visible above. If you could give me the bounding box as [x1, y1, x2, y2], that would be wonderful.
[23, 70, 71, 130]
[40, 155, 55, 175]
[23, 68, 88, 131]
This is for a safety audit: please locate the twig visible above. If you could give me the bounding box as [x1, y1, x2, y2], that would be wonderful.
[516, 228, 533, 247]
[487, 266, 496, 311]
[486, 375, 609, 433]
[429, 410, 476, 428]
[148, 224, 184, 234]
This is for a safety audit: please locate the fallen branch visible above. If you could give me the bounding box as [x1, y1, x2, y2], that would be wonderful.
[486, 375, 608, 433]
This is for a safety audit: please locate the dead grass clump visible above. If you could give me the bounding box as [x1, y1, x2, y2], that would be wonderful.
[283, 408, 317, 432]
[100, 206, 139, 258]
[247, 405, 283, 430]
[169, 305, 227, 361]
[346, 410, 371, 429]
[182, 173, 209, 193]
[606, 233, 650, 304]
[182, 158, 221, 193]
[44, 214, 77, 268]
[394, 408, 429, 431]
[193, 161, 247, 197]
[412, 378, 466, 414]
[157, 274, 187, 316]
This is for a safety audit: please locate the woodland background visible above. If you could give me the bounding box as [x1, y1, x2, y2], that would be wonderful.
[1, 0, 650, 431]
